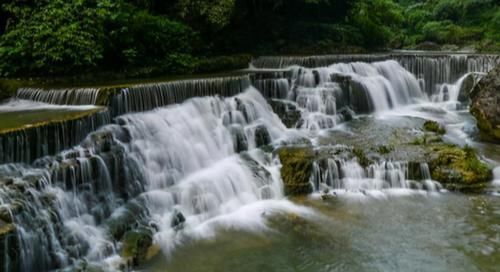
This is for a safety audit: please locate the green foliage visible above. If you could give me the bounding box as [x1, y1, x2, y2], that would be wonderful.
[486, 9, 500, 42]
[402, 0, 499, 49]
[105, 6, 197, 67]
[433, 0, 463, 22]
[0, 0, 498, 77]
[174, 0, 235, 30]
[351, 0, 404, 48]
[195, 54, 252, 73]
[0, 0, 113, 76]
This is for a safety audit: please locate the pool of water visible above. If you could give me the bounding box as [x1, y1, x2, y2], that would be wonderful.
[141, 193, 500, 272]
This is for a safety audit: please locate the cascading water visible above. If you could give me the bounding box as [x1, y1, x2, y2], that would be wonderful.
[111, 76, 251, 116]
[17, 88, 102, 105]
[287, 60, 426, 131]
[0, 87, 314, 271]
[310, 158, 441, 194]
[432, 72, 484, 105]
[0, 101, 112, 165]
[114, 87, 297, 255]
[0, 105, 111, 164]
[252, 53, 500, 95]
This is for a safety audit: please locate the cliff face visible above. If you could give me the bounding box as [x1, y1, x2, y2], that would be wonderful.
[470, 64, 500, 143]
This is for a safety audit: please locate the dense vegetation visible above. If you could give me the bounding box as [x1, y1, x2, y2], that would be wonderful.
[0, 0, 498, 77]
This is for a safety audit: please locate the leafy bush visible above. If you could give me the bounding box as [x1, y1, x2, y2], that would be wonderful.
[486, 9, 500, 42]
[351, 0, 404, 49]
[0, 0, 113, 76]
[420, 20, 483, 45]
[105, 6, 198, 67]
[433, 0, 463, 22]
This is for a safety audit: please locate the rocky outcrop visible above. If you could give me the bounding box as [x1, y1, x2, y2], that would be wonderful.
[470, 64, 500, 143]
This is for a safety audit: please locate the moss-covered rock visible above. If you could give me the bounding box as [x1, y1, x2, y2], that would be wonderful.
[106, 199, 149, 241]
[278, 147, 314, 196]
[352, 148, 372, 167]
[423, 120, 446, 135]
[470, 64, 500, 143]
[428, 144, 492, 192]
[121, 227, 154, 267]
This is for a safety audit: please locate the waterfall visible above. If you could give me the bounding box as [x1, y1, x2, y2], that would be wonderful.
[0, 87, 300, 271]
[0, 127, 140, 271]
[287, 60, 425, 131]
[311, 159, 441, 192]
[432, 72, 484, 104]
[252, 53, 500, 96]
[251, 54, 392, 68]
[397, 54, 499, 94]
[16, 88, 102, 105]
[111, 76, 251, 116]
[252, 78, 290, 99]
[0, 109, 111, 164]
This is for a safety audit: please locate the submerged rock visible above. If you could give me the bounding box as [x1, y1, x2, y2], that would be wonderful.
[470, 64, 500, 143]
[278, 147, 314, 195]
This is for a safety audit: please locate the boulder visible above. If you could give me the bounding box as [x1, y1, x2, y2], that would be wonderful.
[470, 64, 500, 143]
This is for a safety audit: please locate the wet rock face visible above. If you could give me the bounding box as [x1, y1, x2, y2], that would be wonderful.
[254, 125, 271, 147]
[268, 99, 301, 128]
[278, 147, 314, 196]
[470, 64, 500, 143]
[458, 73, 476, 103]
